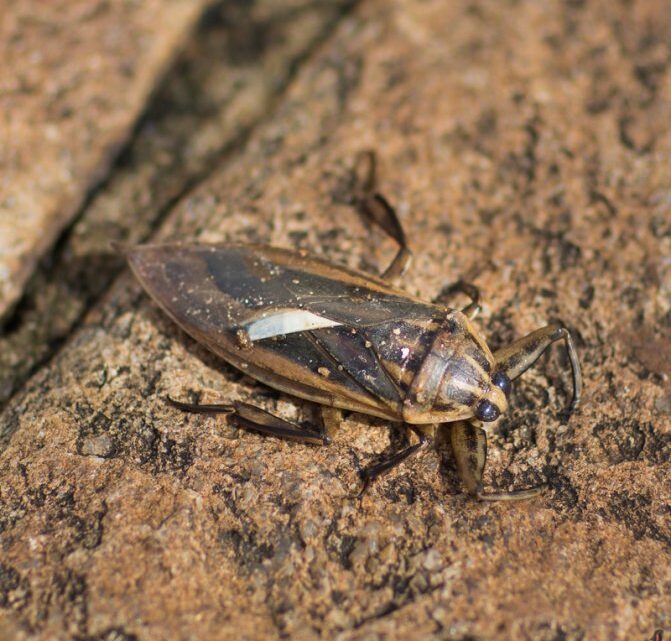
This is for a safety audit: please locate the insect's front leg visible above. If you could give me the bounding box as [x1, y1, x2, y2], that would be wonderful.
[450, 420, 545, 501]
[350, 150, 412, 281]
[493, 323, 582, 418]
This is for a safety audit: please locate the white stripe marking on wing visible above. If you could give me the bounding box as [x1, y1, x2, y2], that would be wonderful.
[245, 309, 342, 341]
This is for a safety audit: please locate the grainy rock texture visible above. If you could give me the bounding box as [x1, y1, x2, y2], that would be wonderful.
[0, 0, 208, 321]
[1, 1, 670, 641]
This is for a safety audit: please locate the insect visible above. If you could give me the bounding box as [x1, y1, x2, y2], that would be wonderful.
[118, 151, 582, 501]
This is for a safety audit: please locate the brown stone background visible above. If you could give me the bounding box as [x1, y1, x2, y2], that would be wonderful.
[0, 0, 210, 322]
[1, 1, 670, 640]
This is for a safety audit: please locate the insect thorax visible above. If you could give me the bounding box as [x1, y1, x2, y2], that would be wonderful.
[399, 311, 496, 423]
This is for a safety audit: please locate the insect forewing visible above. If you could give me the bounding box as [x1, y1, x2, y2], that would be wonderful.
[123, 243, 443, 419]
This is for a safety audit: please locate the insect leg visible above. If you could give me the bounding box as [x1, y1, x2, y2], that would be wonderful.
[433, 280, 481, 319]
[166, 396, 330, 445]
[352, 150, 412, 280]
[493, 323, 582, 418]
[319, 405, 342, 439]
[360, 425, 427, 493]
[450, 420, 546, 501]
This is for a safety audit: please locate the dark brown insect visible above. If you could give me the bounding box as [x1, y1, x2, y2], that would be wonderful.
[117, 151, 582, 501]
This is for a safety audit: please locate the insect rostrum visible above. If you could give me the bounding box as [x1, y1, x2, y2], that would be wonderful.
[118, 151, 582, 501]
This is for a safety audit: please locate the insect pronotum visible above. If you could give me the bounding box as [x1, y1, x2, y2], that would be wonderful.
[117, 151, 582, 501]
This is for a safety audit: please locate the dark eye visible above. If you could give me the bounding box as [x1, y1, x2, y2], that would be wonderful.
[475, 399, 500, 422]
[492, 371, 512, 397]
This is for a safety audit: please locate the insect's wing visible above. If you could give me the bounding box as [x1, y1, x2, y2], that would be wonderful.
[123, 242, 437, 332]
[122, 243, 441, 418]
[122, 243, 250, 346]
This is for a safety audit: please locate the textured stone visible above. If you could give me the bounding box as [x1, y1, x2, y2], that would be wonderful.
[0, 0, 209, 321]
[1, 1, 670, 640]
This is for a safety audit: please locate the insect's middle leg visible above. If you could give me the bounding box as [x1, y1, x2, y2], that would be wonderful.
[166, 396, 330, 445]
[433, 281, 481, 319]
[450, 420, 545, 501]
[360, 424, 427, 493]
[351, 150, 412, 281]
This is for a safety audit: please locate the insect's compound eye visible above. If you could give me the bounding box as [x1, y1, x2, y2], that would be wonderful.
[492, 371, 512, 397]
[474, 399, 500, 422]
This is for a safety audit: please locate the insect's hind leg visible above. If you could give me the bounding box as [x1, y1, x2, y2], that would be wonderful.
[166, 396, 330, 445]
[319, 405, 342, 440]
[351, 150, 412, 281]
[493, 323, 582, 419]
[359, 425, 427, 494]
[433, 281, 481, 319]
[450, 420, 545, 501]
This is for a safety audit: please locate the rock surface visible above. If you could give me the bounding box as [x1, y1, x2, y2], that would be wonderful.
[0, 0, 208, 321]
[1, 1, 670, 640]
